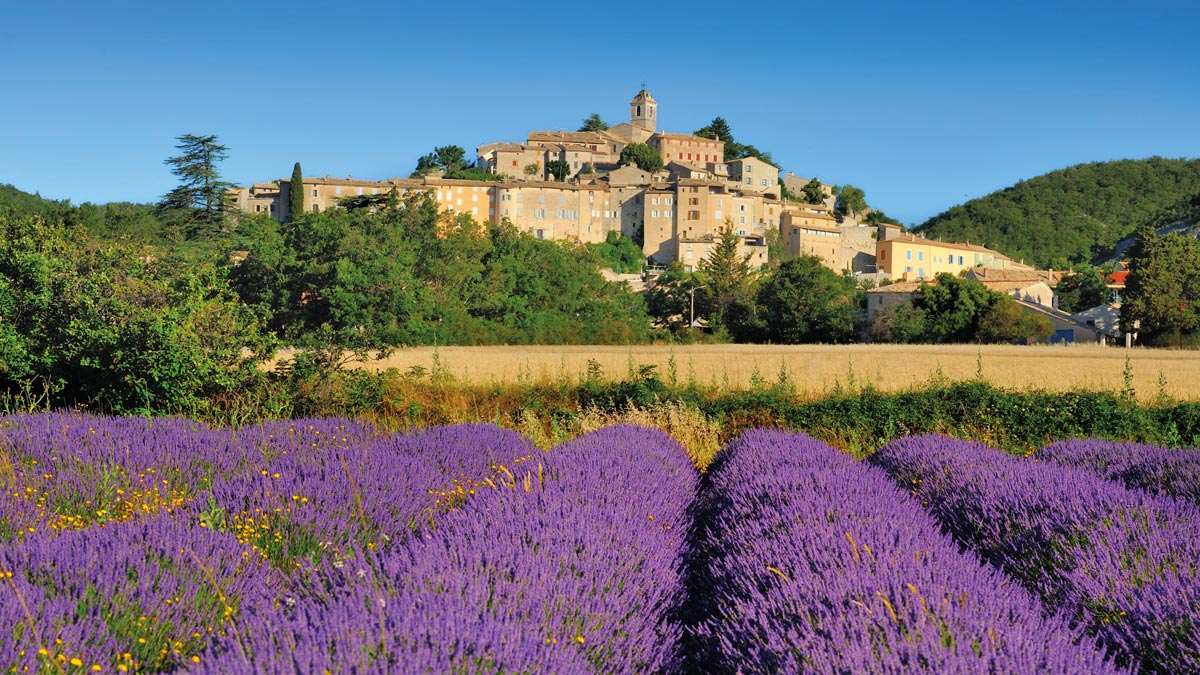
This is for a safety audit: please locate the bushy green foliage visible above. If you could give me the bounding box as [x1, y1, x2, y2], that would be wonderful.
[591, 231, 644, 274]
[869, 274, 1052, 344]
[1122, 227, 1200, 345]
[646, 262, 699, 333]
[0, 183, 64, 216]
[578, 113, 609, 132]
[619, 143, 663, 173]
[230, 196, 652, 350]
[801, 178, 828, 205]
[835, 185, 868, 218]
[752, 256, 860, 343]
[0, 213, 270, 414]
[914, 157, 1200, 267]
[1054, 265, 1110, 313]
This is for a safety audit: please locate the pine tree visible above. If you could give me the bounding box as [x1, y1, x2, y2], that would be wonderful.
[157, 134, 234, 238]
[289, 162, 304, 221]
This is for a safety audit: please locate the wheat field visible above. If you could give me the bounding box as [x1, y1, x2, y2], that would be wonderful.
[339, 344, 1200, 401]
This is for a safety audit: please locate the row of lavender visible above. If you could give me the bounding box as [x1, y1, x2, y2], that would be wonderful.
[870, 435, 1200, 675]
[0, 414, 695, 673]
[195, 426, 697, 673]
[690, 429, 1119, 674]
[1036, 438, 1200, 504]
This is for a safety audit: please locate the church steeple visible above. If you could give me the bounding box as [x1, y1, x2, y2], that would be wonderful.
[630, 87, 657, 132]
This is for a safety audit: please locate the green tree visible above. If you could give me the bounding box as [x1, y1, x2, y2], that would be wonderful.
[289, 162, 304, 221]
[865, 209, 902, 226]
[695, 117, 734, 143]
[1122, 227, 1200, 345]
[645, 261, 699, 334]
[592, 230, 644, 274]
[579, 113, 609, 132]
[523, 163, 540, 178]
[869, 303, 928, 343]
[835, 184, 868, 218]
[910, 273, 996, 343]
[802, 178, 828, 205]
[755, 256, 860, 343]
[157, 134, 235, 238]
[1054, 265, 1110, 313]
[977, 297, 1054, 344]
[546, 159, 571, 182]
[697, 227, 755, 329]
[412, 145, 468, 177]
[619, 143, 663, 173]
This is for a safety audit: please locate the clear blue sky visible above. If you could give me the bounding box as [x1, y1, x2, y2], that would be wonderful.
[2, 0, 1197, 226]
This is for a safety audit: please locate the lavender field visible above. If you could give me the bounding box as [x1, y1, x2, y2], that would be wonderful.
[1, 414, 1197, 674]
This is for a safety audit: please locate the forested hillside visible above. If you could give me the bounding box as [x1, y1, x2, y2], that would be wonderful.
[914, 157, 1200, 268]
[0, 183, 62, 215]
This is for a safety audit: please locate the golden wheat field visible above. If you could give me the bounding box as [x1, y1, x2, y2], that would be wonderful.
[338, 344, 1200, 401]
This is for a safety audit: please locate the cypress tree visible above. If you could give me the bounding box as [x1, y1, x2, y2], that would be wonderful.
[289, 162, 304, 221]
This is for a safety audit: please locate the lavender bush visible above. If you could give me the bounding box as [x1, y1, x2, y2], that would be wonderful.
[871, 434, 1200, 675]
[198, 425, 697, 674]
[1037, 439, 1200, 504]
[691, 429, 1119, 674]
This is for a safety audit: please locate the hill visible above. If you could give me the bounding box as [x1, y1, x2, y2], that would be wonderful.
[913, 157, 1200, 268]
[0, 183, 64, 215]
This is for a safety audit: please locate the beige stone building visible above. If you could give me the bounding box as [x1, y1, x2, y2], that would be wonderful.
[727, 156, 779, 194]
[649, 132, 724, 166]
[875, 234, 1015, 281]
[781, 208, 842, 269]
[231, 182, 282, 218]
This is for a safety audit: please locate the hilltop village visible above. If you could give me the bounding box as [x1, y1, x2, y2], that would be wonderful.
[232, 89, 1025, 279]
[230, 89, 1122, 344]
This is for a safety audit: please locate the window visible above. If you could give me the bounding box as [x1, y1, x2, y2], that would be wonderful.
[746, 164, 753, 173]
[739, 216, 746, 224]
[652, 197, 659, 205]
[652, 210, 660, 218]
[357, 188, 364, 195]
[311, 189, 317, 197]
[516, 208, 522, 217]
[535, 208, 546, 219]
[715, 210, 722, 219]
[904, 265, 912, 273]
[717, 198, 723, 206]
[745, 178, 751, 185]
[687, 210, 700, 220]
[255, 205, 262, 212]
[665, 210, 673, 218]
[761, 179, 768, 187]
[918, 251, 924, 262]
[919, 267, 925, 277]
[312, 204, 319, 212]
[739, 204, 747, 212]
[906, 250, 912, 261]
[335, 186, 342, 195]
[958, 255, 964, 265]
